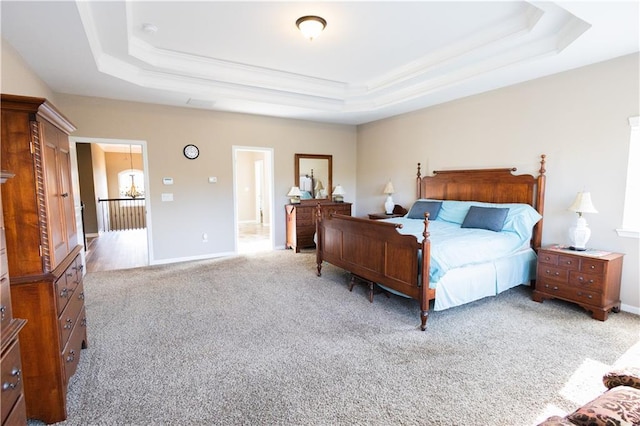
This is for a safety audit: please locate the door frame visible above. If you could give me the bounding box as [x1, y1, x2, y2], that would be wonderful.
[232, 146, 274, 252]
[69, 136, 153, 265]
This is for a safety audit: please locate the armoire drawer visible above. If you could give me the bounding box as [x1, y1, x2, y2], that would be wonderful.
[62, 306, 87, 384]
[59, 281, 85, 345]
[1, 339, 24, 424]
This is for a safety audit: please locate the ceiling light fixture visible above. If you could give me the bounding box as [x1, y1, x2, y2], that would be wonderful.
[296, 15, 326, 41]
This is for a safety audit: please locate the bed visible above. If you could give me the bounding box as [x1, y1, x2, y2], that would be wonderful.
[315, 155, 547, 330]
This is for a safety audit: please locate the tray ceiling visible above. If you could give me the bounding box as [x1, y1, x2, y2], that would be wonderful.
[1, 1, 638, 125]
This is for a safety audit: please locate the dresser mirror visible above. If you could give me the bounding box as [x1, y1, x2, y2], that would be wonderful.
[294, 154, 332, 202]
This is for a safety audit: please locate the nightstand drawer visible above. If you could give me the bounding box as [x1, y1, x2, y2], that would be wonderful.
[557, 255, 579, 270]
[580, 259, 605, 274]
[537, 281, 601, 304]
[538, 252, 559, 265]
[569, 271, 603, 291]
[537, 265, 569, 282]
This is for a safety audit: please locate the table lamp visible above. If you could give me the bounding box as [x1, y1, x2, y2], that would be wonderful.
[287, 186, 302, 204]
[568, 191, 598, 250]
[332, 185, 345, 202]
[383, 181, 395, 214]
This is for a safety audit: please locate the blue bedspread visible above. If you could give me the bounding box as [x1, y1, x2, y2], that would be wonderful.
[383, 218, 526, 283]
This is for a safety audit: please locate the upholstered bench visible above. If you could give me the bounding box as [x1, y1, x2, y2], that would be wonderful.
[538, 367, 640, 425]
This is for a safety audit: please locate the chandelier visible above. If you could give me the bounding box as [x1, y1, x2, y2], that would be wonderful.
[124, 145, 143, 199]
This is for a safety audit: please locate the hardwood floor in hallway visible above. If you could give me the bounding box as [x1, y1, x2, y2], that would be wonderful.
[85, 229, 148, 272]
[85, 223, 271, 272]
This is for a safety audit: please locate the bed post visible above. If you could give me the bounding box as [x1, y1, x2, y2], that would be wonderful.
[316, 203, 323, 276]
[419, 213, 431, 331]
[532, 154, 546, 251]
[416, 163, 422, 199]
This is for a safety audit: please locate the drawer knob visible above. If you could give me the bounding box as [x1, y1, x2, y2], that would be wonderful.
[2, 368, 21, 391]
[64, 318, 73, 329]
[78, 292, 85, 300]
[81, 317, 87, 327]
[544, 256, 550, 261]
[553, 286, 559, 291]
[60, 287, 69, 298]
[0, 305, 5, 320]
[554, 272, 560, 276]
[565, 260, 572, 265]
[66, 350, 76, 363]
[590, 265, 595, 269]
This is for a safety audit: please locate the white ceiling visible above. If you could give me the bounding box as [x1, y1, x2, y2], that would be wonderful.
[1, 1, 638, 125]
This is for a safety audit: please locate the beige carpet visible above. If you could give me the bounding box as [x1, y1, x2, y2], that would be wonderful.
[31, 249, 639, 425]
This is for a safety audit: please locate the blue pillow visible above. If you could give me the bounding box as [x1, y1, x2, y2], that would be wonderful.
[407, 200, 442, 220]
[461, 206, 509, 232]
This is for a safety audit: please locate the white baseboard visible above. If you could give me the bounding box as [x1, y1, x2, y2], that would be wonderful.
[150, 251, 236, 265]
[620, 303, 640, 316]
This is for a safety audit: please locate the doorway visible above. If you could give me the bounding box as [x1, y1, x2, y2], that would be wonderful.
[233, 147, 274, 253]
[71, 137, 151, 271]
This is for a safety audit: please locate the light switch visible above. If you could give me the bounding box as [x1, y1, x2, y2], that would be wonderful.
[161, 193, 173, 202]
[208, 176, 217, 183]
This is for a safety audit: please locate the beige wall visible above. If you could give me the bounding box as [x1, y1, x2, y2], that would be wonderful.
[357, 53, 640, 313]
[54, 94, 357, 261]
[1, 38, 57, 101]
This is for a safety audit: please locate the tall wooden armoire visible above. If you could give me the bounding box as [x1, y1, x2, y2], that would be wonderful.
[1, 94, 88, 424]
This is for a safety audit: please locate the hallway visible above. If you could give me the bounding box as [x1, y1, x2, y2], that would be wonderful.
[85, 229, 148, 272]
[85, 224, 271, 272]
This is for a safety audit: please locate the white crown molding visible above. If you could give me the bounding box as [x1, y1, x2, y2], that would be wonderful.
[76, 1, 591, 114]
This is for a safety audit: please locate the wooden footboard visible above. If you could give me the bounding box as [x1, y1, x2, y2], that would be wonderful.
[316, 208, 435, 330]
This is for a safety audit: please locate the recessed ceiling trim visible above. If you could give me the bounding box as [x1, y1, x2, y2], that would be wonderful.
[127, 37, 348, 99]
[364, 4, 543, 93]
[74, 0, 600, 118]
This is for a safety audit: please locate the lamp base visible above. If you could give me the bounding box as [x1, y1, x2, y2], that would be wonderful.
[568, 216, 591, 252]
[384, 195, 394, 215]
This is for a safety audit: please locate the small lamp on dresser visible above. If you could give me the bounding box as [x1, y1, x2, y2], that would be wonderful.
[287, 186, 302, 204]
[315, 180, 325, 199]
[332, 184, 345, 202]
[383, 181, 395, 214]
[568, 191, 598, 251]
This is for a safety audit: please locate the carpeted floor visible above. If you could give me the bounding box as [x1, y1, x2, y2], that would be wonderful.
[33, 250, 639, 425]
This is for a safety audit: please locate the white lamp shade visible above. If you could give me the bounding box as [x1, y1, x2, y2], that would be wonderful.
[287, 186, 302, 197]
[383, 181, 395, 195]
[568, 192, 598, 214]
[332, 185, 345, 196]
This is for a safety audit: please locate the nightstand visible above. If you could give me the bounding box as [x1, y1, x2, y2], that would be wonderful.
[368, 212, 404, 220]
[532, 245, 624, 321]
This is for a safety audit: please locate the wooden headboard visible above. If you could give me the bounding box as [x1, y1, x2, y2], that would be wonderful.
[416, 154, 547, 250]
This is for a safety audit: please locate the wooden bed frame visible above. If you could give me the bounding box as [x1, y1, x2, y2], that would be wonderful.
[315, 155, 547, 330]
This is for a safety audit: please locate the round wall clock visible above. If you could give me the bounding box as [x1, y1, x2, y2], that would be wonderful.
[183, 144, 199, 160]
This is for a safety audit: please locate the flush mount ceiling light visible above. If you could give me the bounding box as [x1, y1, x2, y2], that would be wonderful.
[296, 15, 327, 41]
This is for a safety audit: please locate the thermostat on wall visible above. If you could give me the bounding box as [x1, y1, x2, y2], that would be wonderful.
[163, 177, 173, 185]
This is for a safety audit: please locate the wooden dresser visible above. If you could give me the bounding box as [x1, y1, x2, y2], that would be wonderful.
[532, 245, 624, 321]
[1, 172, 28, 426]
[286, 202, 352, 252]
[1, 94, 88, 424]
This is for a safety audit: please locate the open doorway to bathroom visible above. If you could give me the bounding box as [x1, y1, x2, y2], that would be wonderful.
[233, 147, 274, 253]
